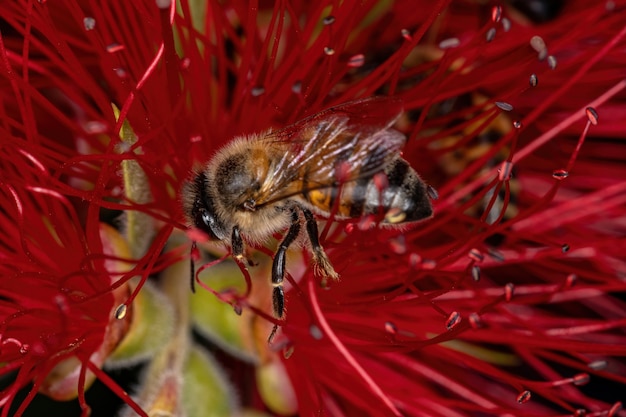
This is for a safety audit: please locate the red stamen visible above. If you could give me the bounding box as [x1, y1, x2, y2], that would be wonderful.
[307, 278, 403, 417]
[85, 361, 148, 417]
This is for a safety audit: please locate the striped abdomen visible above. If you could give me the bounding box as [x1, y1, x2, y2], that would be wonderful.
[304, 158, 433, 224]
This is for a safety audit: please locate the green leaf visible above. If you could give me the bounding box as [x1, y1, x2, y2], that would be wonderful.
[190, 259, 259, 363]
[256, 359, 298, 416]
[183, 346, 237, 417]
[107, 282, 175, 367]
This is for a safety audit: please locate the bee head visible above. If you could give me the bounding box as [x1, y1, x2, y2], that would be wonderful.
[185, 172, 228, 241]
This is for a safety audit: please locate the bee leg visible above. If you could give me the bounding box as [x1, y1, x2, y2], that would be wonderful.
[190, 241, 197, 293]
[231, 225, 245, 260]
[301, 207, 339, 286]
[272, 208, 301, 319]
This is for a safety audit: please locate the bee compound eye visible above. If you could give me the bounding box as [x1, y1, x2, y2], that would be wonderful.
[201, 211, 212, 228]
[193, 209, 221, 240]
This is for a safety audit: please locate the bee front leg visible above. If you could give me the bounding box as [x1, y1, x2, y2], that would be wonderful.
[190, 241, 198, 293]
[231, 225, 244, 260]
[301, 207, 339, 286]
[272, 208, 301, 319]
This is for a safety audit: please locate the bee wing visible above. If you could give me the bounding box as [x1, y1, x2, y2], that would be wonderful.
[255, 96, 406, 206]
[270, 96, 404, 142]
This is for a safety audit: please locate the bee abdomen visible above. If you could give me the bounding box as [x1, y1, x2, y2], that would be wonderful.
[304, 158, 432, 224]
[348, 158, 433, 224]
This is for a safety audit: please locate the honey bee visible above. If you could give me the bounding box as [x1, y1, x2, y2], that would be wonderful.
[182, 96, 433, 324]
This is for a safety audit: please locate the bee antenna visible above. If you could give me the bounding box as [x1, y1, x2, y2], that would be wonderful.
[190, 240, 197, 293]
[268, 324, 279, 344]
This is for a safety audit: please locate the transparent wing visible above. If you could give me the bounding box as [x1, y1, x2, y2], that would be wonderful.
[254, 96, 406, 207]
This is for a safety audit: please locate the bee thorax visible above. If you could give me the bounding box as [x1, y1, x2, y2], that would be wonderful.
[215, 155, 259, 207]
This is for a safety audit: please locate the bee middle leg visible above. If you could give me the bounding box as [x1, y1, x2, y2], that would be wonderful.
[272, 207, 301, 318]
[301, 207, 339, 285]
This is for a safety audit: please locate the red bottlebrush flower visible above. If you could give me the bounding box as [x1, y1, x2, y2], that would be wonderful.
[1, 0, 626, 416]
[0, 149, 136, 415]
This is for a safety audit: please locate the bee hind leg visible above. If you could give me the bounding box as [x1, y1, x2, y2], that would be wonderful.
[272, 208, 301, 319]
[301, 207, 339, 286]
